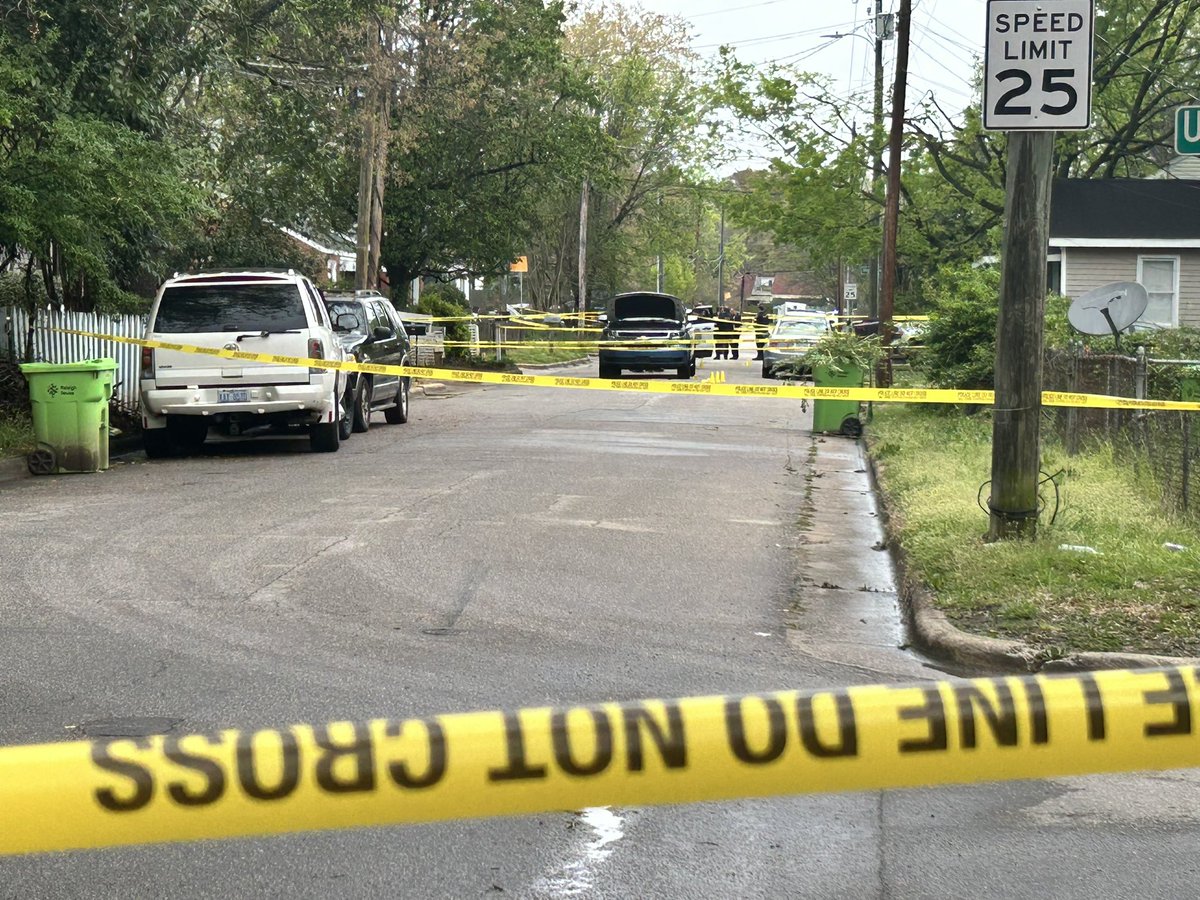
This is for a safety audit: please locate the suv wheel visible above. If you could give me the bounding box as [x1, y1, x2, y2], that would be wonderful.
[599, 363, 619, 379]
[143, 428, 174, 459]
[310, 388, 343, 453]
[337, 383, 354, 441]
[677, 360, 696, 379]
[384, 377, 409, 424]
[352, 378, 371, 433]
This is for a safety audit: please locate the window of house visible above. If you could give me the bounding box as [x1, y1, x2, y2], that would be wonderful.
[1047, 255, 1062, 295]
[1137, 256, 1179, 327]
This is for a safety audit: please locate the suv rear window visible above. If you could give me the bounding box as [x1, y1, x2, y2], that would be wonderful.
[154, 284, 308, 333]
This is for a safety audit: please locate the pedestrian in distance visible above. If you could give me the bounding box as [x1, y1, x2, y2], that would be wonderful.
[717, 306, 738, 360]
[754, 303, 770, 359]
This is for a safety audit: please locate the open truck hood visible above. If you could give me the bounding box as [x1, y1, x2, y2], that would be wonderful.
[609, 292, 686, 324]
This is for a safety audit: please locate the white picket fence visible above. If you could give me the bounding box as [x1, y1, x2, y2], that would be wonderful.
[2, 306, 145, 409]
[3, 307, 456, 408]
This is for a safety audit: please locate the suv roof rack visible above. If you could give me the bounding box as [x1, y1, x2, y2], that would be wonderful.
[184, 267, 298, 276]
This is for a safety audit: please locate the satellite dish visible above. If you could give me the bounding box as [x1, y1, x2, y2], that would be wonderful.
[1068, 281, 1149, 339]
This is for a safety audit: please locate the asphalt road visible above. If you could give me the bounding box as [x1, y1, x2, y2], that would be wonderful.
[2, 349, 1200, 898]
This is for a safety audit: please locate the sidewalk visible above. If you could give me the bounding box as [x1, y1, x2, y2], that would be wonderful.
[785, 432, 932, 681]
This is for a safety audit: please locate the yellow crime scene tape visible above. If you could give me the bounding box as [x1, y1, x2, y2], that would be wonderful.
[3, 666, 1200, 855]
[53, 329, 1200, 412]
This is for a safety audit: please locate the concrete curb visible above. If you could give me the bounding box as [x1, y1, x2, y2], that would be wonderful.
[866, 447, 1200, 673]
[1, 431, 143, 484]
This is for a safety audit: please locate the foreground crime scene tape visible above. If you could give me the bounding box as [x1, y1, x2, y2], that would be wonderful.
[55, 329, 1200, 412]
[3, 667, 1200, 855]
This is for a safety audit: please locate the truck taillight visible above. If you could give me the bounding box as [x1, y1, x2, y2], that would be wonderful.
[141, 346, 154, 376]
[308, 338, 326, 376]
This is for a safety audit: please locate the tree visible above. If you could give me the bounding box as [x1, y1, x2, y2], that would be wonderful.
[713, 58, 888, 306]
[524, 2, 721, 309]
[0, 21, 202, 313]
[0, 0, 377, 309]
[378, 0, 580, 297]
[908, 0, 1200, 254]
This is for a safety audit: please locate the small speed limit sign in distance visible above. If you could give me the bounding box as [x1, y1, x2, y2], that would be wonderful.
[984, 0, 1094, 131]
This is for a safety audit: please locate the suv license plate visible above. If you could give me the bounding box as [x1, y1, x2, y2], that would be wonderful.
[218, 389, 250, 403]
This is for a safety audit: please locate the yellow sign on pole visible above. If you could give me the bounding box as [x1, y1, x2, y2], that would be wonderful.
[509, 257, 528, 273]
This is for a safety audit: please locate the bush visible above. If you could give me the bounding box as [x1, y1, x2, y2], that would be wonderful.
[797, 328, 883, 375]
[913, 264, 1001, 389]
[414, 283, 471, 351]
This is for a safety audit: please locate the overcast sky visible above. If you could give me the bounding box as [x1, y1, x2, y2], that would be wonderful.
[637, 0, 989, 169]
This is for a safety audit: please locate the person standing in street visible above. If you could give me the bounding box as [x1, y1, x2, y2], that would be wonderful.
[754, 303, 770, 359]
[717, 306, 738, 360]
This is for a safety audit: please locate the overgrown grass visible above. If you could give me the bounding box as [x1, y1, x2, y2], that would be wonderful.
[869, 405, 1200, 656]
[0, 412, 35, 458]
[504, 345, 592, 365]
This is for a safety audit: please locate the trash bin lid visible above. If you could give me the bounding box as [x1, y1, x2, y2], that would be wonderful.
[19, 357, 118, 375]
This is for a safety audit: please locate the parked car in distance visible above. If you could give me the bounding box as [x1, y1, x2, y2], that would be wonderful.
[687, 304, 717, 358]
[599, 292, 696, 379]
[762, 312, 832, 379]
[139, 269, 349, 456]
[323, 293, 412, 432]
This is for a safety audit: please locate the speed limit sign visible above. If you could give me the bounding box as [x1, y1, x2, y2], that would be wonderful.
[984, 0, 1094, 131]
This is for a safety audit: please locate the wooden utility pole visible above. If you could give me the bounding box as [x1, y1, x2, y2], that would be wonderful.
[716, 205, 725, 307]
[868, 12, 890, 320]
[988, 132, 1055, 540]
[355, 23, 394, 295]
[354, 86, 377, 291]
[656, 192, 665, 293]
[577, 180, 589, 317]
[367, 91, 389, 292]
[878, 0, 911, 387]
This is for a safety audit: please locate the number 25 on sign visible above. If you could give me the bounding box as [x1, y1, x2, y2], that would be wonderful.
[984, 0, 1094, 131]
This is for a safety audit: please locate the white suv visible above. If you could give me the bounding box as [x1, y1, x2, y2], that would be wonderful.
[139, 269, 349, 456]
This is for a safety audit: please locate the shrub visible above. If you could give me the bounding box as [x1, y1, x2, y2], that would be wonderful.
[798, 328, 883, 375]
[913, 264, 1001, 389]
[414, 283, 471, 351]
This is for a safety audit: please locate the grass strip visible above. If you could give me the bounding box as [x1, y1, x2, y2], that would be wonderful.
[0, 412, 35, 458]
[504, 346, 593, 365]
[869, 405, 1200, 657]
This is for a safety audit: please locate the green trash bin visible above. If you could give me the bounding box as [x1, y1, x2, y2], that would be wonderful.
[19, 358, 118, 475]
[812, 362, 864, 436]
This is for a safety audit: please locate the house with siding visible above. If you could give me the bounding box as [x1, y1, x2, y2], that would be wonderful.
[1049, 178, 1200, 329]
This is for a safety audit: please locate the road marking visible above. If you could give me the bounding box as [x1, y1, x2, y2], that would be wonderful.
[536, 807, 625, 897]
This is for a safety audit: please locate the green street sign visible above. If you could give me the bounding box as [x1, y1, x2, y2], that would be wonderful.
[1175, 106, 1200, 155]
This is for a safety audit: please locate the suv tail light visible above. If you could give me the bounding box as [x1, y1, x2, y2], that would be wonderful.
[140, 346, 154, 377]
[308, 337, 325, 376]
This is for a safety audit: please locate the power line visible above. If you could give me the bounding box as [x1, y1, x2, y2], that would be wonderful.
[687, 0, 796, 20]
[691, 20, 858, 51]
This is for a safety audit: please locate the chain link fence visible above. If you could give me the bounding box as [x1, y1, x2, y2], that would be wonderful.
[1044, 347, 1197, 518]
